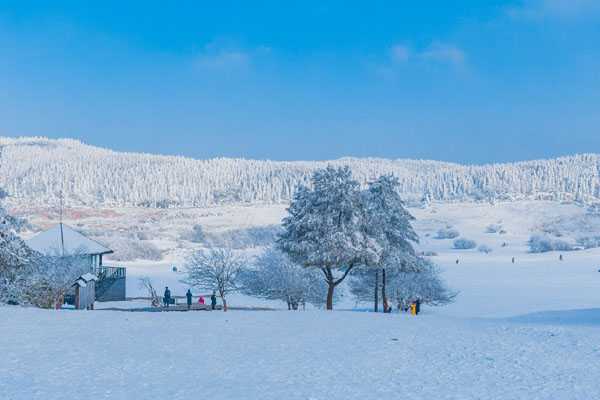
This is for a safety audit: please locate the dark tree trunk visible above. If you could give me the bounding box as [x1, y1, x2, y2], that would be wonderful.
[326, 283, 335, 310]
[322, 265, 354, 311]
[382, 268, 388, 313]
[374, 270, 379, 312]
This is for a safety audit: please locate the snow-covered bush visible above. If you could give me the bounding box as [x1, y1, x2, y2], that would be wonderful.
[485, 224, 502, 234]
[576, 236, 600, 249]
[422, 250, 438, 256]
[101, 238, 162, 261]
[240, 247, 330, 309]
[27, 253, 90, 308]
[453, 238, 477, 250]
[435, 228, 460, 239]
[478, 244, 493, 254]
[528, 235, 574, 253]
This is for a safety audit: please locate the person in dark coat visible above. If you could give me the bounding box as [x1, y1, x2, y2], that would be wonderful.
[415, 299, 421, 315]
[186, 289, 193, 310]
[210, 291, 217, 310]
[163, 287, 171, 308]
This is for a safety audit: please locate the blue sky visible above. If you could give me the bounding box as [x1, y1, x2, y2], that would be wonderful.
[1, 1, 599, 163]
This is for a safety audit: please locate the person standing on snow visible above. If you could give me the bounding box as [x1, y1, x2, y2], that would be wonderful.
[210, 291, 217, 310]
[198, 295, 205, 305]
[163, 287, 171, 308]
[186, 289, 193, 310]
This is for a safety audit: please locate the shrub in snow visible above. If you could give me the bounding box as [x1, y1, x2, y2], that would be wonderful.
[435, 228, 460, 239]
[27, 253, 91, 308]
[576, 236, 600, 249]
[552, 239, 574, 252]
[485, 224, 503, 233]
[478, 245, 493, 254]
[453, 238, 477, 250]
[528, 235, 574, 253]
[422, 251, 438, 256]
[240, 247, 330, 309]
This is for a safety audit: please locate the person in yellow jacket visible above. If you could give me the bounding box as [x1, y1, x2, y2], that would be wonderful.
[410, 302, 417, 315]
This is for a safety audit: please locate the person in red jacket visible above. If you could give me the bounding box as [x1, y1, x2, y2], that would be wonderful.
[198, 295, 205, 305]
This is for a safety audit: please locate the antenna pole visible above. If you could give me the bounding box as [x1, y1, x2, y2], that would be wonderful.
[59, 190, 65, 256]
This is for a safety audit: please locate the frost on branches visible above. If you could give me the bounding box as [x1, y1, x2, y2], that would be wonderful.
[183, 247, 246, 311]
[362, 175, 419, 311]
[388, 258, 457, 310]
[241, 247, 331, 310]
[0, 149, 39, 305]
[277, 166, 373, 310]
[0, 198, 38, 304]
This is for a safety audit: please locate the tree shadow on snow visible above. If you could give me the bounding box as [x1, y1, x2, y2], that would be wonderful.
[507, 308, 600, 326]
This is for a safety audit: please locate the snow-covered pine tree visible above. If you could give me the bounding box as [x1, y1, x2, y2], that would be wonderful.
[362, 175, 419, 312]
[277, 166, 373, 310]
[240, 247, 330, 309]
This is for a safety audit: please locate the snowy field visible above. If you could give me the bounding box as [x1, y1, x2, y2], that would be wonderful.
[4, 200, 600, 399]
[1, 305, 600, 400]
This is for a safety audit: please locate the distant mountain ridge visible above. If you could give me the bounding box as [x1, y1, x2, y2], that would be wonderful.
[1, 136, 599, 208]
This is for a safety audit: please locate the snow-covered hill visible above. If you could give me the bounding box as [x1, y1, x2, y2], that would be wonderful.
[1, 136, 600, 207]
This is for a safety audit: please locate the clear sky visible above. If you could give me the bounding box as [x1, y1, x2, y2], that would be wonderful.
[1, 1, 599, 164]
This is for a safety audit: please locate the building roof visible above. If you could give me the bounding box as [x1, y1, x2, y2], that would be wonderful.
[26, 223, 113, 256]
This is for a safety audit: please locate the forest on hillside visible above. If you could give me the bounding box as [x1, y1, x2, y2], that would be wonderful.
[1, 137, 599, 208]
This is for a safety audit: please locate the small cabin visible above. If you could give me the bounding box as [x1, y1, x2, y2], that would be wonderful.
[26, 223, 126, 302]
[73, 273, 98, 310]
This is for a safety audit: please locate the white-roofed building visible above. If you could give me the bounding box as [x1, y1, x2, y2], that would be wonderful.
[26, 223, 126, 302]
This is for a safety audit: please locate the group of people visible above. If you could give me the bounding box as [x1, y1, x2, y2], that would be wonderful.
[162, 286, 218, 310]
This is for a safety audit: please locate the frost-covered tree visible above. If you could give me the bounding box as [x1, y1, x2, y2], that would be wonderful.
[349, 251, 424, 310]
[0, 168, 39, 304]
[277, 166, 372, 310]
[241, 247, 330, 309]
[27, 251, 90, 309]
[183, 247, 246, 311]
[362, 175, 418, 312]
[388, 258, 457, 311]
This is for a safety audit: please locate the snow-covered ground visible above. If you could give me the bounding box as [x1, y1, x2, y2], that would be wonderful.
[1, 305, 600, 400]
[3, 200, 600, 399]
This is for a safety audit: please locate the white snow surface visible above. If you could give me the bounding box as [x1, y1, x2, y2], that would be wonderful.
[4, 199, 600, 398]
[1, 306, 600, 400]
